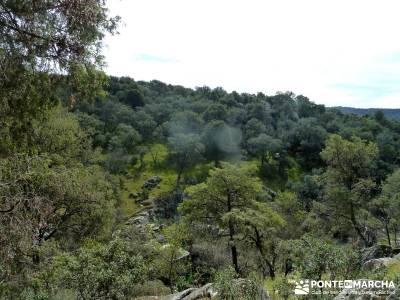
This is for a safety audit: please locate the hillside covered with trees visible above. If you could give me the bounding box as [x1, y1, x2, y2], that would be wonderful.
[336, 107, 400, 121]
[2, 1, 400, 299]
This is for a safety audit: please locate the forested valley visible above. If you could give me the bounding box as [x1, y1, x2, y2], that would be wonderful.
[2, 1, 400, 300]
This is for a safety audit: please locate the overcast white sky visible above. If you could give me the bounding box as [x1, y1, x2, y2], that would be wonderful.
[104, 0, 400, 108]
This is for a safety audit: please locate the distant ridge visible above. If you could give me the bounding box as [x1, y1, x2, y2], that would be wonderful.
[334, 106, 400, 120]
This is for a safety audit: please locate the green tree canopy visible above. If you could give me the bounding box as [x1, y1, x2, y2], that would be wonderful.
[371, 169, 400, 247]
[168, 133, 204, 185]
[0, 0, 118, 152]
[179, 163, 263, 273]
[321, 134, 379, 246]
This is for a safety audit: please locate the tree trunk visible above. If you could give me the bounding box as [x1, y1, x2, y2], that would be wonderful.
[227, 191, 239, 273]
[349, 201, 370, 246]
[385, 221, 392, 247]
[176, 169, 182, 186]
[266, 262, 275, 279]
[214, 158, 220, 168]
[167, 251, 176, 293]
[176, 154, 188, 187]
[253, 227, 275, 279]
[32, 252, 40, 264]
[139, 154, 145, 170]
[229, 219, 239, 273]
[231, 243, 239, 274]
[284, 259, 292, 277]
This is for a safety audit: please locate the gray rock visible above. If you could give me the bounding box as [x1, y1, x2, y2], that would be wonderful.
[128, 216, 148, 225]
[393, 252, 400, 260]
[163, 284, 215, 300]
[387, 288, 400, 299]
[161, 280, 269, 300]
[183, 283, 216, 300]
[149, 223, 160, 233]
[264, 186, 277, 198]
[361, 245, 393, 262]
[126, 211, 150, 226]
[161, 288, 197, 300]
[143, 176, 162, 189]
[363, 257, 398, 271]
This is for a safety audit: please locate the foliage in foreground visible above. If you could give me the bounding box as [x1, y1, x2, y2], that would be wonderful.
[2, 1, 400, 298]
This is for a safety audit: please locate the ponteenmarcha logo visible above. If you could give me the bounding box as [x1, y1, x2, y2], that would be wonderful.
[290, 279, 395, 296]
[292, 280, 310, 295]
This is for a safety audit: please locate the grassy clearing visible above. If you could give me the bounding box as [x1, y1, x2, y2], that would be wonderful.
[120, 143, 213, 219]
[120, 144, 174, 218]
[119, 145, 301, 219]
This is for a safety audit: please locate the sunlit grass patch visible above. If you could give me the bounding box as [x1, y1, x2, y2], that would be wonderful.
[385, 260, 400, 281]
[120, 143, 176, 218]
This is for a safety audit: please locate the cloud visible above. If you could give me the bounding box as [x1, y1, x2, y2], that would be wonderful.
[104, 0, 400, 108]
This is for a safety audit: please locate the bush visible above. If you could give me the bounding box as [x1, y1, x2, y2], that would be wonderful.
[213, 267, 260, 300]
[25, 238, 148, 300]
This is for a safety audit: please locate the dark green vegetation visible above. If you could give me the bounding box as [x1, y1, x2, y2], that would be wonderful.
[336, 106, 400, 120]
[2, 2, 400, 299]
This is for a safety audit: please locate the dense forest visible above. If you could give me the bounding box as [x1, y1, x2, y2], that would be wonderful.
[2, 1, 400, 300]
[336, 107, 400, 121]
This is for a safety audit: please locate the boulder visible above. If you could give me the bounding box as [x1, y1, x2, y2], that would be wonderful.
[161, 288, 197, 300]
[143, 176, 162, 189]
[126, 211, 150, 226]
[361, 245, 393, 262]
[394, 252, 400, 260]
[127, 215, 148, 226]
[363, 257, 397, 271]
[162, 284, 215, 300]
[142, 199, 154, 207]
[263, 186, 277, 199]
[160, 280, 269, 300]
[387, 288, 400, 299]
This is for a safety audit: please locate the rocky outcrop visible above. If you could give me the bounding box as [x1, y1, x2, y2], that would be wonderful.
[127, 210, 151, 226]
[162, 284, 215, 300]
[363, 257, 399, 271]
[143, 176, 162, 189]
[387, 288, 400, 299]
[160, 279, 270, 300]
[361, 245, 393, 262]
[362, 248, 400, 271]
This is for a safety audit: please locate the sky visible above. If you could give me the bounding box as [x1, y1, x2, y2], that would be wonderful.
[104, 0, 400, 108]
